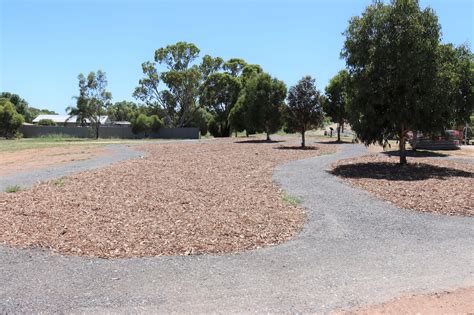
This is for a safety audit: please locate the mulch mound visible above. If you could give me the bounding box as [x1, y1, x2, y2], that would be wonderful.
[0, 138, 336, 258]
[331, 154, 473, 216]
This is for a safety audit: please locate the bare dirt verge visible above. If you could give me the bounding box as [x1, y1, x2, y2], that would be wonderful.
[337, 287, 474, 315]
[0, 145, 109, 176]
[331, 154, 473, 216]
[0, 138, 336, 258]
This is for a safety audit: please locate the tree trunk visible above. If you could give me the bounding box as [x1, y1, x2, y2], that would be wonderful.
[399, 126, 407, 165]
[337, 123, 341, 143]
[96, 123, 100, 139]
[301, 128, 306, 147]
[266, 132, 270, 141]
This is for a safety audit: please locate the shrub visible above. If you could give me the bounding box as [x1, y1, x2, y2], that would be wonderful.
[37, 118, 56, 126]
[131, 114, 163, 135]
[149, 115, 163, 132]
[5, 185, 21, 193]
[0, 98, 25, 138]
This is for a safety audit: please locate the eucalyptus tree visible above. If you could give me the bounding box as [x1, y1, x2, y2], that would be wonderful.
[134, 42, 222, 127]
[67, 70, 112, 139]
[237, 72, 287, 141]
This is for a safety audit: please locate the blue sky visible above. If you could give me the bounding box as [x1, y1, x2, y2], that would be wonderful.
[1, 0, 473, 114]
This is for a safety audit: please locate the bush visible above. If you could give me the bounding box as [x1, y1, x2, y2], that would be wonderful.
[149, 115, 163, 132]
[131, 114, 163, 135]
[0, 98, 25, 138]
[37, 118, 56, 126]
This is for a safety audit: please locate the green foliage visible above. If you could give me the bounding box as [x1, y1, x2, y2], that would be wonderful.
[134, 42, 209, 127]
[0, 98, 25, 138]
[282, 192, 302, 206]
[200, 72, 242, 137]
[67, 70, 112, 139]
[286, 76, 325, 147]
[324, 70, 351, 142]
[5, 185, 22, 193]
[189, 107, 213, 136]
[342, 0, 444, 164]
[237, 73, 287, 140]
[131, 114, 163, 135]
[107, 101, 140, 122]
[0, 92, 31, 122]
[37, 118, 56, 126]
[435, 44, 474, 128]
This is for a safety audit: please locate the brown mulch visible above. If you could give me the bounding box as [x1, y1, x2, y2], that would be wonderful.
[337, 287, 474, 315]
[331, 154, 474, 216]
[0, 138, 336, 258]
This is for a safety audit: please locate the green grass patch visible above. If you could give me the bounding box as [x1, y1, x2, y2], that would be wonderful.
[53, 177, 67, 186]
[5, 185, 22, 193]
[282, 192, 303, 206]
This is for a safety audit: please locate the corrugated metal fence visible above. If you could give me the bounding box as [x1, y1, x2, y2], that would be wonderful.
[20, 125, 200, 139]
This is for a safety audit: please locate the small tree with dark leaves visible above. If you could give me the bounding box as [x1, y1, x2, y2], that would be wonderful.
[285, 76, 324, 147]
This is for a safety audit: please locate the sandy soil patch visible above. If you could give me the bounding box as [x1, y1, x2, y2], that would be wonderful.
[0, 138, 336, 258]
[0, 145, 109, 176]
[331, 154, 473, 216]
[337, 287, 474, 314]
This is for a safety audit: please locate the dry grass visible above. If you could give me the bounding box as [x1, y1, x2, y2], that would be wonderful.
[0, 137, 336, 258]
[331, 154, 473, 216]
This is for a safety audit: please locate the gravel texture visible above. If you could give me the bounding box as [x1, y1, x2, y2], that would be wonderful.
[0, 138, 335, 258]
[0, 144, 142, 192]
[0, 142, 473, 313]
[331, 154, 474, 216]
[0, 145, 110, 176]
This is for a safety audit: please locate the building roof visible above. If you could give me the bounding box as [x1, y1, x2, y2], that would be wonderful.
[33, 114, 110, 124]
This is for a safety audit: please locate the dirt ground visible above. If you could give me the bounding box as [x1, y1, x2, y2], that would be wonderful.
[0, 137, 336, 258]
[331, 154, 473, 216]
[338, 287, 474, 314]
[0, 145, 110, 176]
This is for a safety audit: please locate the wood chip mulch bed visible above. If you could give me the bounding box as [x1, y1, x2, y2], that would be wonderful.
[0, 138, 336, 258]
[331, 154, 473, 216]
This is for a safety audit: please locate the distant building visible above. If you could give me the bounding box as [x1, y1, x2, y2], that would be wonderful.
[32, 114, 111, 126]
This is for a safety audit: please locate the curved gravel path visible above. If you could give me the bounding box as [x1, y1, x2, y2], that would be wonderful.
[0, 144, 143, 192]
[1, 143, 472, 313]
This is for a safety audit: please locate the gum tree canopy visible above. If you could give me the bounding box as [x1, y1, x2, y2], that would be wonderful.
[342, 0, 457, 164]
[67, 70, 112, 139]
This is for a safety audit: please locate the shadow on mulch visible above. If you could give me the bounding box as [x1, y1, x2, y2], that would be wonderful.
[382, 150, 449, 158]
[275, 146, 320, 151]
[314, 140, 353, 145]
[235, 139, 284, 144]
[330, 162, 473, 181]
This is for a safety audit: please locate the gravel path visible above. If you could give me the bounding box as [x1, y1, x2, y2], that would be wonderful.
[1, 143, 472, 313]
[0, 144, 143, 191]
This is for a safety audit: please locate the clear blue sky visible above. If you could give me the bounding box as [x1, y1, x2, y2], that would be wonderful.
[1, 0, 472, 114]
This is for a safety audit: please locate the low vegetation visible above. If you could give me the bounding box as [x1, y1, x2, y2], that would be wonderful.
[5, 185, 21, 193]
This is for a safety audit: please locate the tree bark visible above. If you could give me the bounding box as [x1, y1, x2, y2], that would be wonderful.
[301, 128, 306, 147]
[266, 132, 270, 141]
[96, 122, 100, 139]
[399, 125, 407, 165]
[337, 123, 341, 143]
